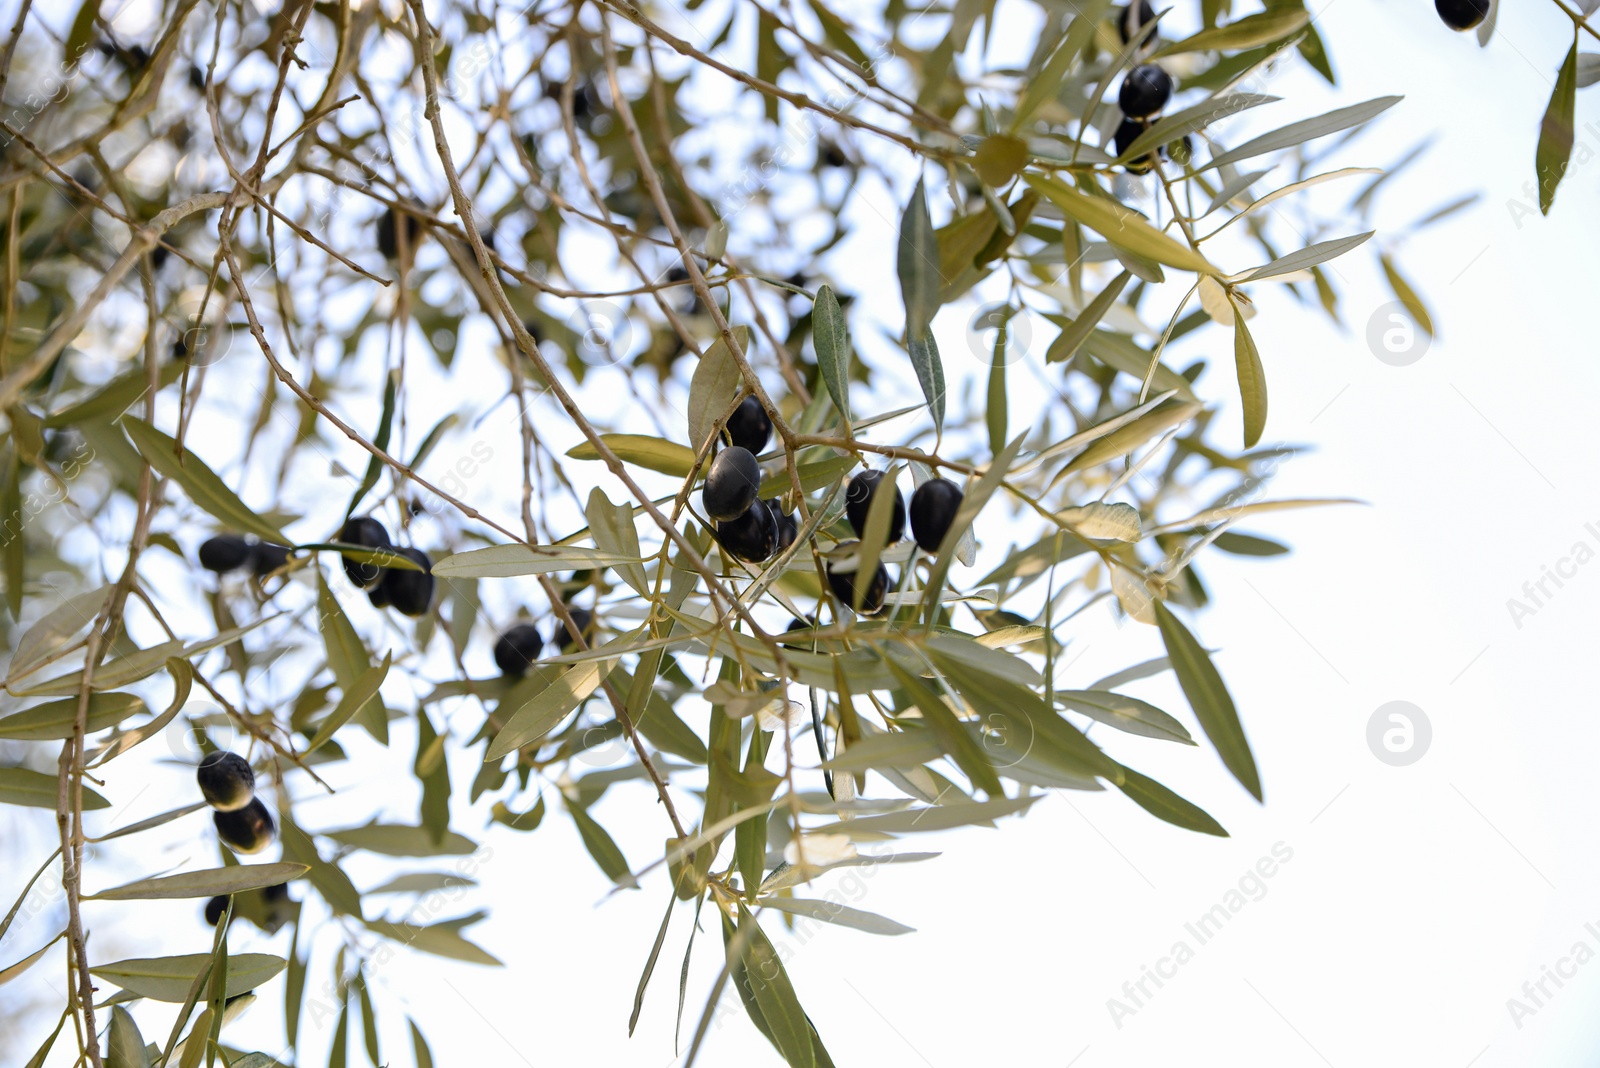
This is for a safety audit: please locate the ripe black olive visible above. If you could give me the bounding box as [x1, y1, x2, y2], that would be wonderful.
[726, 396, 772, 454]
[367, 583, 390, 609]
[716, 500, 778, 563]
[1116, 0, 1157, 44]
[204, 895, 229, 926]
[1436, 0, 1490, 30]
[198, 535, 252, 574]
[555, 607, 595, 652]
[819, 141, 848, 168]
[494, 623, 544, 676]
[825, 542, 890, 615]
[377, 206, 423, 260]
[769, 501, 798, 554]
[702, 446, 762, 522]
[214, 797, 276, 855]
[250, 541, 292, 578]
[909, 478, 964, 553]
[1119, 64, 1173, 120]
[844, 471, 905, 544]
[378, 547, 434, 617]
[339, 516, 391, 590]
[197, 750, 255, 811]
[1113, 117, 1156, 174]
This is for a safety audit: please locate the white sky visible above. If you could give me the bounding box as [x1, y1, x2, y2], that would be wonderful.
[5, 0, 1600, 1065]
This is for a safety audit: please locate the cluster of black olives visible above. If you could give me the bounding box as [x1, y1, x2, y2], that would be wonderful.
[198, 534, 293, 580]
[197, 749, 276, 855]
[824, 470, 965, 615]
[1436, 0, 1490, 31]
[492, 606, 596, 676]
[338, 516, 434, 618]
[1111, 2, 1181, 175]
[701, 397, 799, 565]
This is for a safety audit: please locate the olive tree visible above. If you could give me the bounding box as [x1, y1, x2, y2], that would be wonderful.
[0, 0, 1589, 1064]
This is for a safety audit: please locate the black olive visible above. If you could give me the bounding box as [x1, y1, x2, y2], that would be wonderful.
[377, 206, 423, 260]
[197, 750, 255, 811]
[727, 395, 773, 454]
[1119, 64, 1173, 120]
[367, 582, 390, 609]
[819, 141, 848, 168]
[339, 516, 391, 590]
[376, 547, 433, 617]
[214, 798, 276, 855]
[494, 623, 545, 676]
[844, 470, 905, 544]
[702, 446, 762, 521]
[716, 501, 778, 563]
[825, 542, 891, 615]
[909, 478, 964, 553]
[769, 501, 798, 554]
[198, 535, 252, 574]
[204, 895, 229, 926]
[1436, 0, 1490, 30]
[250, 541, 292, 578]
[554, 607, 594, 652]
[1116, 0, 1157, 44]
[1113, 117, 1156, 174]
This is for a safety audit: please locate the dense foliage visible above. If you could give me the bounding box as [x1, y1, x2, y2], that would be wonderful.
[0, 0, 1593, 1064]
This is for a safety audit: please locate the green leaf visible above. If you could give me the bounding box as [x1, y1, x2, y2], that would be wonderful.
[1201, 96, 1402, 173]
[7, 585, 111, 683]
[43, 360, 187, 429]
[0, 766, 108, 810]
[64, 0, 102, 60]
[1212, 531, 1290, 556]
[1231, 301, 1267, 448]
[1155, 8, 1308, 57]
[1538, 37, 1580, 215]
[1025, 175, 1216, 276]
[564, 434, 698, 477]
[985, 311, 1008, 454]
[89, 659, 194, 767]
[906, 332, 946, 436]
[0, 692, 148, 739]
[1011, 0, 1110, 129]
[898, 177, 942, 341]
[345, 368, 398, 519]
[1151, 600, 1261, 800]
[122, 418, 285, 543]
[92, 954, 286, 1003]
[305, 652, 391, 755]
[280, 811, 365, 919]
[106, 1006, 150, 1068]
[410, 1020, 435, 1068]
[756, 897, 915, 936]
[886, 660, 1004, 796]
[487, 656, 613, 760]
[1379, 254, 1434, 338]
[1046, 271, 1130, 364]
[586, 489, 648, 595]
[733, 904, 815, 1068]
[1116, 94, 1279, 163]
[89, 863, 308, 901]
[811, 285, 852, 425]
[687, 327, 750, 452]
[570, 804, 632, 883]
[431, 545, 646, 579]
[1115, 764, 1229, 836]
[0, 931, 61, 986]
[1056, 690, 1194, 744]
[324, 823, 476, 856]
[365, 918, 502, 965]
[1234, 231, 1373, 282]
[807, 795, 1039, 838]
[315, 574, 387, 744]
